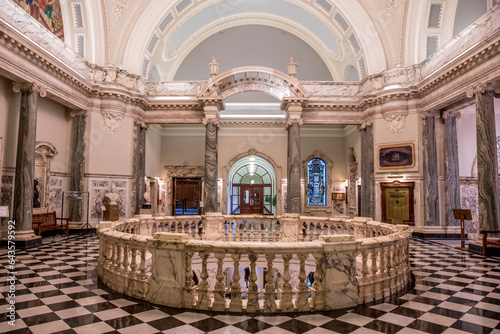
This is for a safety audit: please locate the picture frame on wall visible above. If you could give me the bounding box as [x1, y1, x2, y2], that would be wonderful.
[377, 142, 417, 171]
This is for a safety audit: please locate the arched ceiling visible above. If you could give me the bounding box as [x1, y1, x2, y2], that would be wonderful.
[60, 0, 494, 82]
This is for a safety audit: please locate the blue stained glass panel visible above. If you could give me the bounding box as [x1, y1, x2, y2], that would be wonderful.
[307, 158, 327, 206]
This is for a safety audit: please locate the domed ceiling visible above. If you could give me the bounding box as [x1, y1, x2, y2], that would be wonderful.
[57, 0, 491, 82]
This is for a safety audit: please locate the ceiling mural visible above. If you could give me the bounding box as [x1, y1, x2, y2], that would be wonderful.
[13, 0, 64, 41]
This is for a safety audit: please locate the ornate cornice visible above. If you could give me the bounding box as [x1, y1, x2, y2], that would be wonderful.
[12, 82, 47, 97]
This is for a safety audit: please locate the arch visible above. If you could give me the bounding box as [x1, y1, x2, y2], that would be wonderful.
[198, 66, 310, 102]
[34, 141, 59, 210]
[223, 149, 283, 215]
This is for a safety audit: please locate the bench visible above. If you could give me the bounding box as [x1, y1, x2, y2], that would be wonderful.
[480, 230, 500, 256]
[32, 211, 69, 236]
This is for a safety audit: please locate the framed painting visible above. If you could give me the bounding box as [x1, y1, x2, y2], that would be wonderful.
[378, 143, 415, 170]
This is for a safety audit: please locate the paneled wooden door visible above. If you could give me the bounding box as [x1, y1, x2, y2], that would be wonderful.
[174, 178, 201, 215]
[240, 185, 264, 214]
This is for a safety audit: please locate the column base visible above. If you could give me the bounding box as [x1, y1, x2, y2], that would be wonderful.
[412, 226, 465, 239]
[0, 230, 42, 249]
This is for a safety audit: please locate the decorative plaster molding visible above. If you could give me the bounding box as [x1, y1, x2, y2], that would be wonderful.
[12, 82, 47, 97]
[101, 111, 124, 137]
[113, 0, 128, 26]
[381, 0, 398, 19]
[383, 113, 407, 139]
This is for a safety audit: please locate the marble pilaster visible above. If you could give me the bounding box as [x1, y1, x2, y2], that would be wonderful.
[422, 114, 440, 226]
[360, 124, 374, 218]
[348, 148, 358, 216]
[12, 83, 46, 247]
[286, 104, 303, 214]
[133, 121, 147, 215]
[203, 105, 220, 213]
[69, 112, 87, 222]
[468, 85, 500, 231]
[443, 111, 461, 227]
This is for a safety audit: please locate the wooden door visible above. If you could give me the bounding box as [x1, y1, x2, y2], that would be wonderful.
[174, 178, 201, 215]
[240, 185, 264, 214]
[381, 181, 415, 225]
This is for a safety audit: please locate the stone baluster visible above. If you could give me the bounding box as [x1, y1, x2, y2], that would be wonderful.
[263, 219, 269, 242]
[105, 241, 113, 270]
[311, 252, 325, 310]
[250, 219, 255, 241]
[116, 244, 123, 274]
[295, 253, 310, 311]
[121, 244, 129, 275]
[196, 252, 210, 310]
[370, 248, 378, 276]
[229, 254, 243, 312]
[138, 246, 148, 280]
[280, 254, 294, 312]
[246, 254, 259, 312]
[212, 253, 226, 311]
[239, 220, 244, 241]
[264, 254, 277, 312]
[129, 247, 138, 278]
[109, 241, 117, 271]
[184, 251, 195, 308]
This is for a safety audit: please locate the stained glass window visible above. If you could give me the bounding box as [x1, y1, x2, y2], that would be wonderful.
[307, 158, 327, 206]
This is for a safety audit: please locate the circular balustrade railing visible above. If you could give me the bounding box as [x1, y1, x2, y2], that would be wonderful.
[97, 215, 412, 313]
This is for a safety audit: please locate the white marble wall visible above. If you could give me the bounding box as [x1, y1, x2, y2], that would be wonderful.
[460, 177, 479, 238]
[89, 178, 130, 223]
[47, 175, 70, 216]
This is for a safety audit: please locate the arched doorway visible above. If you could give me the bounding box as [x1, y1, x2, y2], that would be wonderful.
[227, 155, 277, 215]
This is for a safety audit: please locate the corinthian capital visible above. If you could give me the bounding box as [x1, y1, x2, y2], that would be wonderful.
[12, 82, 47, 97]
[466, 83, 494, 98]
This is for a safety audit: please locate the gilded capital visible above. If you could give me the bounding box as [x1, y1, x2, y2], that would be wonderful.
[12, 82, 47, 97]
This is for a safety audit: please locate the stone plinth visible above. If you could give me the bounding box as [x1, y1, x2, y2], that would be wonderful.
[104, 204, 119, 221]
[319, 234, 361, 310]
[147, 233, 188, 308]
[204, 212, 224, 241]
[280, 213, 300, 242]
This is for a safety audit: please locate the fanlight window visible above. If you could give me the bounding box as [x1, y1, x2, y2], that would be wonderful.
[307, 158, 327, 206]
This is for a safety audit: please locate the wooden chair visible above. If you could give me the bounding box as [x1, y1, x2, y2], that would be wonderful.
[32, 211, 69, 237]
[480, 230, 500, 256]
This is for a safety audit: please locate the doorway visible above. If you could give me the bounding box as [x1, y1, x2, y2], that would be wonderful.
[174, 178, 201, 215]
[240, 185, 264, 214]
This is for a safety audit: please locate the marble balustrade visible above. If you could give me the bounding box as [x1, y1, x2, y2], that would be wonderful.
[97, 216, 412, 313]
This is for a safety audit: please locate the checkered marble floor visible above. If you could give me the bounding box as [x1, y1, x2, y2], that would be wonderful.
[0, 236, 499, 334]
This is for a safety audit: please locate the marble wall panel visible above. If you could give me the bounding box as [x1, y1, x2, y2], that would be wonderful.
[88, 178, 130, 222]
[460, 177, 479, 237]
[0, 173, 14, 234]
